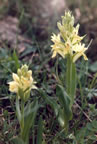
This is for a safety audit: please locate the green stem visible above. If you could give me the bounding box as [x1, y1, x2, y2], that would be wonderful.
[16, 95, 29, 143]
[66, 55, 71, 95]
[20, 100, 29, 144]
[66, 55, 76, 107]
[21, 100, 24, 138]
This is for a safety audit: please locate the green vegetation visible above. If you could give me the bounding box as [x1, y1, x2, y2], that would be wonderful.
[0, 1, 97, 144]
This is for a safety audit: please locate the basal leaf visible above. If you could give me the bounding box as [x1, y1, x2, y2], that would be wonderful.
[11, 136, 25, 144]
[56, 85, 72, 128]
[22, 99, 38, 142]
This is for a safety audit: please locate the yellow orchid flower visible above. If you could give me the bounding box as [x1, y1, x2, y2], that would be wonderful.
[73, 43, 88, 62]
[51, 34, 72, 58]
[51, 11, 88, 62]
[51, 34, 66, 58]
[8, 65, 37, 100]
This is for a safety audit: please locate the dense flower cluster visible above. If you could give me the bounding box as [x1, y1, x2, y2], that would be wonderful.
[51, 11, 88, 62]
[8, 65, 37, 100]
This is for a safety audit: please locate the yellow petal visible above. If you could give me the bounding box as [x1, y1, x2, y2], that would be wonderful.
[73, 52, 82, 63]
[73, 52, 88, 63]
[8, 81, 18, 93]
[27, 70, 32, 78]
[51, 33, 61, 43]
[31, 85, 37, 89]
[83, 53, 88, 60]
[52, 51, 57, 58]
[12, 73, 19, 82]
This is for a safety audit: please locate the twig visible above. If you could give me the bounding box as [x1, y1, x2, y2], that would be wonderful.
[75, 101, 92, 122]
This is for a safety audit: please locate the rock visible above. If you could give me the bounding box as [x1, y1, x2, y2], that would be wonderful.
[0, 16, 33, 53]
[23, 0, 66, 19]
[21, 0, 67, 39]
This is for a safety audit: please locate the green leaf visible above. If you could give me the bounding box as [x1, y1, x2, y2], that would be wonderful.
[57, 108, 65, 127]
[20, 45, 37, 58]
[87, 121, 97, 132]
[21, 99, 38, 142]
[42, 140, 46, 144]
[39, 89, 65, 127]
[11, 136, 25, 144]
[24, 100, 39, 118]
[0, 48, 8, 58]
[66, 55, 76, 106]
[39, 89, 59, 115]
[92, 120, 97, 128]
[89, 61, 97, 72]
[36, 116, 43, 144]
[76, 127, 86, 144]
[16, 97, 21, 124]
[75, 120, 97, 144]
[56, 85, 72, 128]
[12, 50, 20, 70]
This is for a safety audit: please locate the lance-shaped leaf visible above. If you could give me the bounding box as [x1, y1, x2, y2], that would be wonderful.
[21, 99, 38, 143]
[56, 85, 72, 129]
[12, 50, 20, 70]
[11, 136, 25, 144]
[39, 89, 65, 127]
